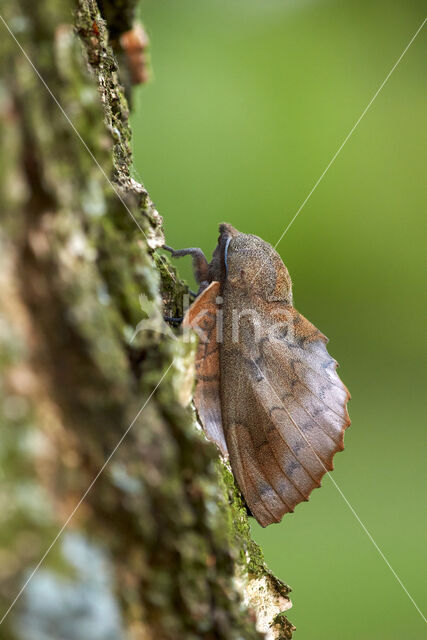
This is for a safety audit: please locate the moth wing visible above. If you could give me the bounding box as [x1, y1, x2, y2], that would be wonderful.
[221, 302, 350, 527]
[183, 281, 228, 456]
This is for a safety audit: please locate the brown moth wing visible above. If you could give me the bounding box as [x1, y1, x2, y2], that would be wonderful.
[220, 293, 350, 527]
[183, 281, 228, 456]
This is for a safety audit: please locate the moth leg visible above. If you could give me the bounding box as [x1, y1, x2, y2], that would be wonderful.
[163, 315, 183, 326]
[163, 245, 209, 288]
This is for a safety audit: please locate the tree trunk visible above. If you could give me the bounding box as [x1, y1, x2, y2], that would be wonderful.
[0, 1, 294, 638]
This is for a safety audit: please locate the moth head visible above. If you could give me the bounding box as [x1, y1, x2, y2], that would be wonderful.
[209, 223, 293, 303]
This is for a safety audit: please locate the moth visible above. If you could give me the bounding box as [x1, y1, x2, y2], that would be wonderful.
[165, 224, 350, 527]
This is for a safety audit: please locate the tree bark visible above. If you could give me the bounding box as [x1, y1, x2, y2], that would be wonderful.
[0, 1, 294, 638]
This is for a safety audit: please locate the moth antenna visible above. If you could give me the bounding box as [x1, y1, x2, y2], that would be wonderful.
[224, 236, 232, 276]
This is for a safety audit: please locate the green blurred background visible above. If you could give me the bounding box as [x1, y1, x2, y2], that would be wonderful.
[131, 1, 426, 638]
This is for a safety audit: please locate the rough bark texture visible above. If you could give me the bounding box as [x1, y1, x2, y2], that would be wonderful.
[0, 1, 295, 638]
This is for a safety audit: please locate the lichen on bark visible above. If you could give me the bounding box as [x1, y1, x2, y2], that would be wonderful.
[0, 1, 294, 638]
